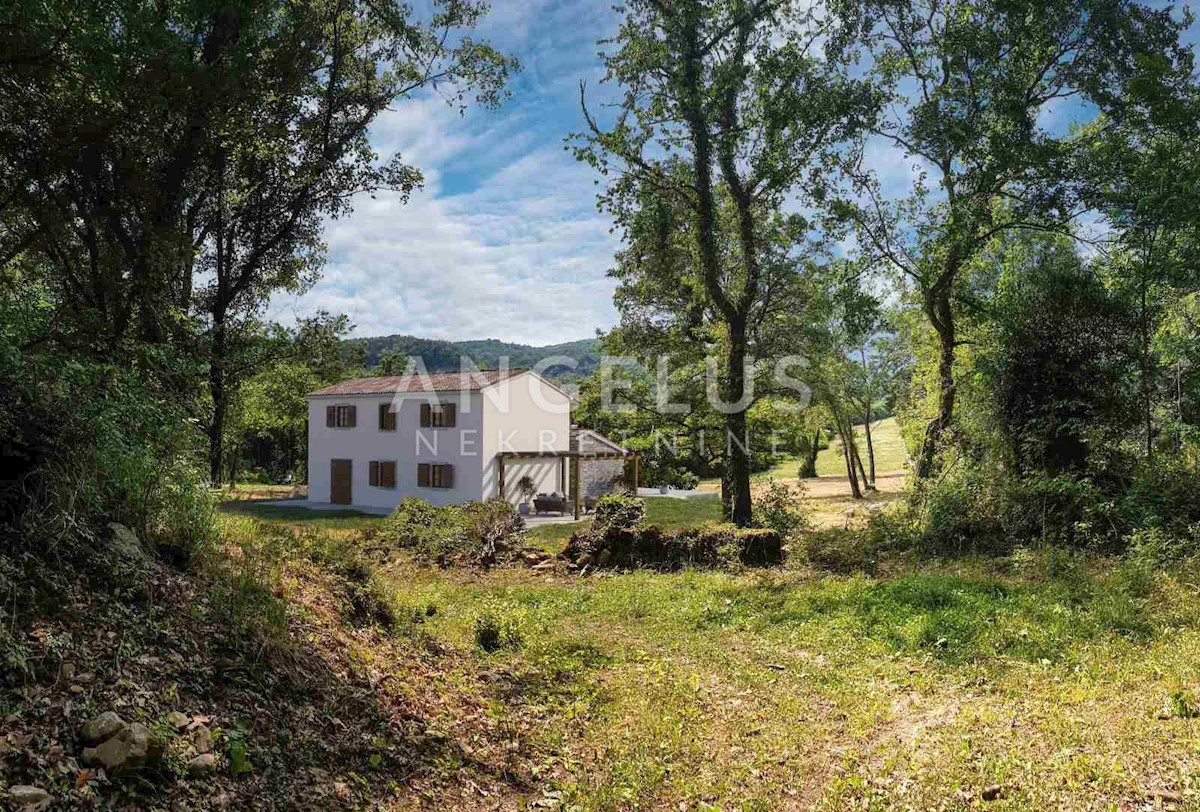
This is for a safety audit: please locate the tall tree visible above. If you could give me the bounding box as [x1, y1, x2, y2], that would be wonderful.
[836, 0, 1193, 480]
[574, 0, 871, 524]
[0, 0, 515, 485]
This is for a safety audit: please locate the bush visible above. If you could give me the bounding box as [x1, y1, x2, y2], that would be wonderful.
[591, 493, 646, 534]
[913, 467, 1119, 557]
[752, 479, 807, 540]
[378, 497, 525, 566]
[0, 332, 216, 564]
[1118, 458, 1200, 542]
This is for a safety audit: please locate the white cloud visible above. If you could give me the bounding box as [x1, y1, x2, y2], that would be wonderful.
[269, 137, 620, 345]
[268, 2, 625, 346]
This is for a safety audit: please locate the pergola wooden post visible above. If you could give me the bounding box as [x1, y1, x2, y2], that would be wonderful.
[629, 453, 640, 494]
[573, 455, 582, 520]
[497, 455, 506, 502]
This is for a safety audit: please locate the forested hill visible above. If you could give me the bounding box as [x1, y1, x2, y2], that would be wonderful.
[343, 334, 603, 380]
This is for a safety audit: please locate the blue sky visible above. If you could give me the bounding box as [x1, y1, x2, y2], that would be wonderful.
[271, 0, 1200, 347]
[270, 1, 624, 346]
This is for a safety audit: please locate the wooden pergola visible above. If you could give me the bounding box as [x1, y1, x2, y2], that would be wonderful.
[497, 449, 639, 520]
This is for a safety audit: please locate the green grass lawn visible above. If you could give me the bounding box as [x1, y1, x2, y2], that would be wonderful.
[755, 416, 909, 481]
[219, 494, 1200, 809]
[376, 554, 1200, 810]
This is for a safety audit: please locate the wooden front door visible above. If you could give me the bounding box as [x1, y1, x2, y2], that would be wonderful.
[330, 459, 352, 505]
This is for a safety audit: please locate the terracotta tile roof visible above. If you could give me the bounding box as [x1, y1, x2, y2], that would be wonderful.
[309, 368, 528, 397]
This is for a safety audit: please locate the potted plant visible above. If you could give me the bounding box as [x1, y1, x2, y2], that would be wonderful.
[516, 475, 537, 516]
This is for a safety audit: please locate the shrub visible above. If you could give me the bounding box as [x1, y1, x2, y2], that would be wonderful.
[461, 499, 525, 566]
[1118, 458, 1200, 542]
[591, 493, 646, 534]
[913, 467, 1118, 557]
[378, 497, 524, 566]
[752, 479, 807, 540]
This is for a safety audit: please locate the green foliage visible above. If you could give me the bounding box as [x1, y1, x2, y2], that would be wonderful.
[591, 494, 647, 535]
[376, 498, 525, 566]
[977, 233, 1137, 475]
[752, 480, 808, 540]
[203, 517, 294, 641]
[567, 522, 782, 571]
[0, 305, 216, 563]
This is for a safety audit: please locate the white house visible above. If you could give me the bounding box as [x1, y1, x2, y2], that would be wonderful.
[307, 368, 633, 512]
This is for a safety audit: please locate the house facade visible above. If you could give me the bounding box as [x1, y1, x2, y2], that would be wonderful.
[307, 368, 582, 509]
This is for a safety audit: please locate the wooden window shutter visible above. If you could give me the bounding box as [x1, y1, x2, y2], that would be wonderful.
[444, 403, 456, 428]
[442, 464, 454, 488]
[347, 405, 356, 427]
[417, 463, 430, 487]
[379, 403, 395, 431]
[382, 461, 396, 488]
[420, 403, 431, 427]
[369, 461, 380, 487]
[326, 405, 336, 427]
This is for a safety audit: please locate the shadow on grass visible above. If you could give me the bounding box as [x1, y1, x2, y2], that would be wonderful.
[218, 499, 385, 528]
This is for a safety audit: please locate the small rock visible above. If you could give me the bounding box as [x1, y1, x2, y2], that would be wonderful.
[9, 785, 50, 807]
[68, 684, 85, 694]
[80, 711, 125, 745]
[981, 785, 1004, 802]
[187, 752, 218, 777]
[82, 721, 153, 772]
[61, 662, 76, 680]
[165, 711, 190, 731]
[107, 521, 151, 563]
[190, 724, 213, 754]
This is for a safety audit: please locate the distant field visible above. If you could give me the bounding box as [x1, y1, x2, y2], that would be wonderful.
[756, 416, 908, 480]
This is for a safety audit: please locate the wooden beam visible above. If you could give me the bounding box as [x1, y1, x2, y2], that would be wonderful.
[498, 456, 505, 502]
[496, 450, 636, 461]
[630, 454, 640, 494]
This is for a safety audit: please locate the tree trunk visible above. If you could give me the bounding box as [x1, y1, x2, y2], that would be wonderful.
[799, 429, 820, 478]
[852, 437, 872, 491]
[831, 401, 862, 499]
[916, 282, 956, 480]
[725, 317, 753, 526]
[842, 429, 863, 499]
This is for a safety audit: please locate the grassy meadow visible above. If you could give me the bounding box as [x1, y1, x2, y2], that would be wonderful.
[222, 491, 1200, 810]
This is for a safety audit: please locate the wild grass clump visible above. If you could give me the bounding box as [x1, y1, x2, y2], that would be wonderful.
[202, 516, 295, 641]
[473, 600, 526, 653]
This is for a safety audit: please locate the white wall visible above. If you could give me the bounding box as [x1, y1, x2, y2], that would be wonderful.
[307, 391, 486, 508]
[480, 372, 572, 503]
